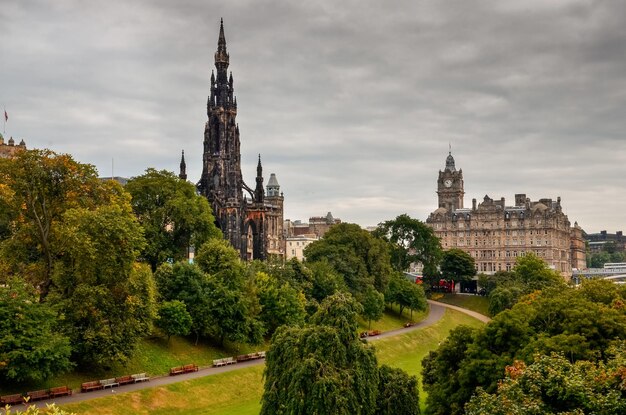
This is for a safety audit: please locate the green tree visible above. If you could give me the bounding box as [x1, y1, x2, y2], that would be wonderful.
[422, 286, 626, 415]
[589, 251, 611, 268]
[361, 285, 385, 329]
[52, 192, 153, 367]
[256, 271, 306, 335]
[422, 325, 478, 415]
[261, 292, 379, 415]
[154, 262, 211, 344]
[440, 248, 476, 283]
[156, 300, 193, 342]
[374, 214, 442, 277]
[386, 273, 427, 318]
[125, 168, 221, 270]
[304, 223, 393, 294]
[466, 347, 626, 415]
[377, 365, 420, 415]
[0, 149, 105, 299]
[0, 278, 73, 383]
[513, 253, 564, 291]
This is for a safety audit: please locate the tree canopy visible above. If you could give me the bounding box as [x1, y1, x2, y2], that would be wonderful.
[304, 223, 393, 294]
[125, 168, 221, 270]
[440, 248, 476, 283]
[374, 214, 442, 277]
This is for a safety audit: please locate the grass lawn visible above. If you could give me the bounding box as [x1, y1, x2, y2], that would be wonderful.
[1, 308, 418, 396]
[430, 292, 490, 316]
[0, 336, 268, 395]
[61, 308, 485, 415]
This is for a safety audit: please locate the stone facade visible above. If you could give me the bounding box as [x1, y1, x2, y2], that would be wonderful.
[284, 212, 341, 239]
[0, 133, 26, 158]
[196, 20, 284, 261]
[285, 234, 319, 261]
[426, 151, 585, 278]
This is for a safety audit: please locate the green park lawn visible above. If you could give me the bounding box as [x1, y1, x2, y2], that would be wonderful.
[61, 308, 485, 415]
[0, 308, 417, 396]
[430, 292, 491, 316]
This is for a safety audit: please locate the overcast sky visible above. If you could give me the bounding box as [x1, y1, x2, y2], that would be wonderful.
[2, 0, 625, 233]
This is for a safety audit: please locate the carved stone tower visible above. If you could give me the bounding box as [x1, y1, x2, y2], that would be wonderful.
[197, 19, 285, 261]
[437, 149, 464, 211]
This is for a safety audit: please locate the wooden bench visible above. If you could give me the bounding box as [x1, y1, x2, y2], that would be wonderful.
[99, 378, 119, 389]
[26, 389, 50, 402]
[367, 330, 382, 337]
[183, 363, 198, 372]
[49, 386, 73, 398]
[131, 373, 149, 382]
[81, 381, 103, 393]
[169, 366, 185, 375]
[0, 394, 23, 406]
[115, 375, 134, 386]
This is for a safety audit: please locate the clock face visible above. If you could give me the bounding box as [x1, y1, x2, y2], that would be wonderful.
[444, 179, 453, 188]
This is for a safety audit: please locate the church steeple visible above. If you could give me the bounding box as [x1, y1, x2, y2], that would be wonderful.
[255, 154, 264, 203]
[179, 150, 187, 180]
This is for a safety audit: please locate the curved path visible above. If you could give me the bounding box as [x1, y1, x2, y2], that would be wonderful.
[29, 300, 488, 408]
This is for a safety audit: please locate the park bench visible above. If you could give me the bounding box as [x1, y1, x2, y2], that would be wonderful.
[236, 354, 251, 362]
[26, 389, 50, 402]
[212, 357, 236, 367]
[0, 394, 23, 406]
[81, 381, 103, 393]
[49, 386, 73, 398]
[115, 375, 134, 385]
[367, 330, 382, 337]
[258, 351, 266, 358]
[131, 373, 150, 383]
[183, 363, 198, 372]
[99, 378, 119, 389]
[170, 363, 199, 375]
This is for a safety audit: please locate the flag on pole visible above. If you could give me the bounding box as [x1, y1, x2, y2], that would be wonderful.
[3, 110, 7, 122]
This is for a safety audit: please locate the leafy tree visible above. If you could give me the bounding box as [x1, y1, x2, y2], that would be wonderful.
[513, 253, 563, 291]
[0, 278, 73, 383]
[194, 237, 244, 277]
[422, 325, 478, 415]
[589, 251, 611, 268]
[386, 273, 427, 318]
[52, 192, 153, 367]
[361, 285, 385, 329]
[256, 271, 306, 335]
[374, 214, 442, 278]
[125, 168, 221, 270]
[377, 365, 420, 415]
[154, 262, 211, 343]
[307, 259, 346, 302]
[0, 149, 105, 299]
[422, 286, 626, 415]
[466, 346, 626, 415]
[156, 300, 193, 342]
[304, 223, 393, 294]
[440, 248, 476, 283]
[261, 292, 379, 415]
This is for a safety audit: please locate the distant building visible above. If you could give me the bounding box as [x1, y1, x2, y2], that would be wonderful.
[99, 176, 129, 186]
[0, 133, 26, 158]
[285, 212, 341, 239]
[426, 151, 585, 278]
[585, 230, 625, 254]
[286, 234, 319, 261]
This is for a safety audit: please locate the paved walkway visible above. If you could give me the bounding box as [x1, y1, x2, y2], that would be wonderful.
[26, 300, 488, 409]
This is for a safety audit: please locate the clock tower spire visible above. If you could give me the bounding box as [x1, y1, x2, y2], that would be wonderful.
[437, 148, 464, 211]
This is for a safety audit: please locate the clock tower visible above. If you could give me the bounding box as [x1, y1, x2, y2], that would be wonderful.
[437, 150, 464, 211]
